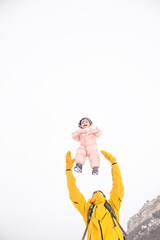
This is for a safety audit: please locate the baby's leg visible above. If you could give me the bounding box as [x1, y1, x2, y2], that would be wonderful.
[75, 145, 86, 166]
[88, 147, 100, 169]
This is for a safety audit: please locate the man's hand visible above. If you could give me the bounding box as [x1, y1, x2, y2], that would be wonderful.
[101, 150, 117, 164]
[66, 151, 75, 170]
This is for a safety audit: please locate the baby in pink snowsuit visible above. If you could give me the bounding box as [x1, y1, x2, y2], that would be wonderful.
[72, 117, 102, 175]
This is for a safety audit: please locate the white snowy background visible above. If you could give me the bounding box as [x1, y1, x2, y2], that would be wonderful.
[0, 0, 160, 239]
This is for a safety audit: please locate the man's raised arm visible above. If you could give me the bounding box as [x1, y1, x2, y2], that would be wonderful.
[65, 151, 87, 217]
[101, 151, 124, 212]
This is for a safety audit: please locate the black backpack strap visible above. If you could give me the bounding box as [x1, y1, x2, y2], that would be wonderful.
[82, 204, 95, 240]
[104, 202, 127, 239]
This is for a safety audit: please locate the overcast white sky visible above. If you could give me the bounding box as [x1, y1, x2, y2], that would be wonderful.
[0, 0, 160, 239]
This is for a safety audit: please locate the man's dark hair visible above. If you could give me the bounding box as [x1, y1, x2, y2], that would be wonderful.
[92, 190, 106, 198]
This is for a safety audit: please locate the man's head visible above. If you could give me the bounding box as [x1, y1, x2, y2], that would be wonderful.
[88, 190, 106, 205]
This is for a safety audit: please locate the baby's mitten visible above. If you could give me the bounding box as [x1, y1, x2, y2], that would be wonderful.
[72, 131, 77, 138]
[92, 126, 99, 133]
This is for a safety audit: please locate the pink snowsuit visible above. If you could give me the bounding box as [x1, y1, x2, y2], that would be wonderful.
[72, 126, 102, 168]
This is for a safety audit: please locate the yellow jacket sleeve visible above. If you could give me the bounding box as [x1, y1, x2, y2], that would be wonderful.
[66, 170, 88, 218]
[109, 163, 124, 213]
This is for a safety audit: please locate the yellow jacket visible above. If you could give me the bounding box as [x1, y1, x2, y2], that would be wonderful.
[66, 163, 124, 240]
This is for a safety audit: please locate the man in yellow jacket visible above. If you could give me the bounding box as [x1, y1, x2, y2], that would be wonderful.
[65, 150, 125, 240]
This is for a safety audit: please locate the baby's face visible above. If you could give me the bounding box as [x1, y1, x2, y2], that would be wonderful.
[81, 120, 90, 129]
